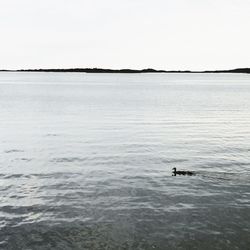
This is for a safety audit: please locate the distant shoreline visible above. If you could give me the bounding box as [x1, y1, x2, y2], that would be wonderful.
[0, 68, 250, 74]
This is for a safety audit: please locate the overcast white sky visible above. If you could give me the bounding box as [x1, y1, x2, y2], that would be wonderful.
[1, 0, 250, 70]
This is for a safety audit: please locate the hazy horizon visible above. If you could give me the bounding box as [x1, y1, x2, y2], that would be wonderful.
[1, 67, 250, 72]
[1, 0, 250, 70]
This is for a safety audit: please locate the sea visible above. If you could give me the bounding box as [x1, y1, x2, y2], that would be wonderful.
[0, 72, 249, 249]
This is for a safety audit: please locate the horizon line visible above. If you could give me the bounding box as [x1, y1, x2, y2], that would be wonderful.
[0, 67, 250, 74]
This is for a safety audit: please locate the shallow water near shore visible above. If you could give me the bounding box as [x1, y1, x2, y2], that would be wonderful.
[0, 72, 250, 249]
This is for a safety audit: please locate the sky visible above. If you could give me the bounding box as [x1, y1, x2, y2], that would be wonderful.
[1, 0, 250, 70]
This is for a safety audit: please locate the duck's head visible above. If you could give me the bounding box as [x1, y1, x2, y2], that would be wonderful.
[172, 167, 176, 172]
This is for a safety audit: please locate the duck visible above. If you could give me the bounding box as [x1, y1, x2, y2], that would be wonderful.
[172, 167, 194, 176]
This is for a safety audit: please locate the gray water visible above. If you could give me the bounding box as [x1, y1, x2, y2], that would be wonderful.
[0, 72, 249, 250]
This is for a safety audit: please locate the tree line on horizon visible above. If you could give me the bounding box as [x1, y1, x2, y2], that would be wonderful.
[0, 68, 250, 73]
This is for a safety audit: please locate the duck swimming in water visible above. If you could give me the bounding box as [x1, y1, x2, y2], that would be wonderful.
[172, 167, 194, 176]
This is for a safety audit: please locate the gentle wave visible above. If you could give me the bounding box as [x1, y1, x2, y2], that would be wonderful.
[0, 73, 250, 249]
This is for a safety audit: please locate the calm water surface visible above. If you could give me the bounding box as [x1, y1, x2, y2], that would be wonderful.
[0, 72, 250, 249]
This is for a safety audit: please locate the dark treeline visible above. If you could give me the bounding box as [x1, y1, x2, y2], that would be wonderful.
[17, 68, 168, 73]
[1, 68, 250, 73]
[202, 68, 250, 74]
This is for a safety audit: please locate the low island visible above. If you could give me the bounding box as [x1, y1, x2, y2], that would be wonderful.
[0, 68, 250, 74]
